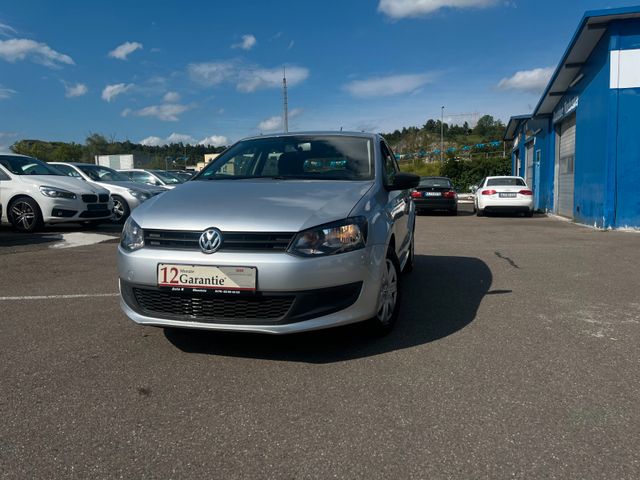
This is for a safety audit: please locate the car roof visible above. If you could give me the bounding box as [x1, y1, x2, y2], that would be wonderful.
[0, 152, 31, 158]
[240, 131, 380, 142]
[486, 176, 525, 180]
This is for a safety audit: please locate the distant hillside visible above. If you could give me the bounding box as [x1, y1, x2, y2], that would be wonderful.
[382, 114, 508, 161]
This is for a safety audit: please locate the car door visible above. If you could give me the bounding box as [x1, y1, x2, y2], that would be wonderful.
[380, 141, 410, 260]
[0, 166, 10, 222]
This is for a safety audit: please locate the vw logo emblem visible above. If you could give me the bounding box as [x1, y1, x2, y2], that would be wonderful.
[199, 228, 223, 254]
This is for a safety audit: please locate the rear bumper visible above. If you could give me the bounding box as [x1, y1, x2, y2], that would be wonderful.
[414, 198, 457, 211]
[479, 196, 533, 212]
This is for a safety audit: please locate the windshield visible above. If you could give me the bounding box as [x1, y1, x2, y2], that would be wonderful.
[196, 135, 374, 181]
[0, 155, 63, 176]
[79, 164, 130, 182]
[486, 177, 526, 187]
[419, 177, 452, 188]
[151, 170, 183, 184]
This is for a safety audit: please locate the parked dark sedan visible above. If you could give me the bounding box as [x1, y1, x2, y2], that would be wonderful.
[411, 176, 457, 215]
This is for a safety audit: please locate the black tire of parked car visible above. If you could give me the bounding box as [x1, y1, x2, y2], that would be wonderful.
[476, 208, 484, 217]
[8, 196, 44, 233]
[111, 195, 131, 224]
[368, 247, 402, 336]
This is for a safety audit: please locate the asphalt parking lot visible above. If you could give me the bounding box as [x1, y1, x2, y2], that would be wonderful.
[1, 205, 639, 479]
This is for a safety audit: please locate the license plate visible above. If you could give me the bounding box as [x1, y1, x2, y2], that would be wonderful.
[499, 193, 517, 198]
[424, 192, 441, 197]
[158, 264, 256, 292]
[87, 203, 108, 211]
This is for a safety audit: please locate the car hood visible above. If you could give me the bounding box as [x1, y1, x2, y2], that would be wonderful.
[133, 179, 375, 232]
[16, 175, 108, 194]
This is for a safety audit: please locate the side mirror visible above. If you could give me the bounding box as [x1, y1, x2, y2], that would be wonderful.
[387, 172, 420, 191]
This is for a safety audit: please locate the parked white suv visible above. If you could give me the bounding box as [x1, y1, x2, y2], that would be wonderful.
[0, 153, 113, 232]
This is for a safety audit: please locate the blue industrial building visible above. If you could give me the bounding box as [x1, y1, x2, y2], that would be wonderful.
[504, 7, 640, 229]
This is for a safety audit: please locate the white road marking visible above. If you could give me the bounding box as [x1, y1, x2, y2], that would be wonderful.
[50, 232, 118, 249]
[0, 293, 119, 301]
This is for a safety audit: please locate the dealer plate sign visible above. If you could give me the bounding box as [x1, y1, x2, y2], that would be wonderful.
[157, 264, 256, 292]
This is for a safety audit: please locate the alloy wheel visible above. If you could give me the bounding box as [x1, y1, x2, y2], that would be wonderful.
[377, 258, 398, 325]
[11, 201, 37, 231]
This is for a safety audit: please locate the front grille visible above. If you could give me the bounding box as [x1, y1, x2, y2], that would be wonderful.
[133, 287, 294, 321]
[99, 194, 109, 203]
[82, 194, 97, 203]
[144, 230, 295, 252]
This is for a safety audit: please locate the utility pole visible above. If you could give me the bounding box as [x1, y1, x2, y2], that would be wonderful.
[282, 66, 289, 133]
[440, 105, 445, 163]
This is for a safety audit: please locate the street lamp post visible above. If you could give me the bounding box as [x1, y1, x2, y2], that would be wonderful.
[440, 105, 445, 163]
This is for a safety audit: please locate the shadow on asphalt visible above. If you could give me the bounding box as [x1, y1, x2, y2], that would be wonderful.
[164, 254, 492, 363]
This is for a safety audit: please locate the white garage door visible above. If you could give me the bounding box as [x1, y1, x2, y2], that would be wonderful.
[556, 114, 576, 217]
[525, 142, 534, 187]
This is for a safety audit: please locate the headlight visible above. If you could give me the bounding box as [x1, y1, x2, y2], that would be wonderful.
[288, 217, 367, 257]
[39, 186, 77, 199]
[128, 189, 151, 201]
[121, 217, 144, 252]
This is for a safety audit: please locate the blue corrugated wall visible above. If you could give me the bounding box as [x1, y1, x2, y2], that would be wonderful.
[613, 20, 640, 228]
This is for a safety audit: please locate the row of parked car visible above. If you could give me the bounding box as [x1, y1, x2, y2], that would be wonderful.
[410, 175, 534, 217]
[0, 152, 195, 232]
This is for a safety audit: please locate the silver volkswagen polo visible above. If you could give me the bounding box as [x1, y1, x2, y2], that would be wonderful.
[118, 132, 419, 334]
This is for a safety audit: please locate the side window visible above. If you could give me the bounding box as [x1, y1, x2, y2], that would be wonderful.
[54, 164, 81, 177]
[380, 142, 397, 186]
[132, 171, 154, 184]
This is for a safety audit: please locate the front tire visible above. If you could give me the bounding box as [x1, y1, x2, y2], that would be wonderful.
[111, 195, 130, 223]
[8, 197, 43, 233]
[368, 248, 402, 335]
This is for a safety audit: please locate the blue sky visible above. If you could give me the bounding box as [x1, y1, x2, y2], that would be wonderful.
[1, 0, 639, 149]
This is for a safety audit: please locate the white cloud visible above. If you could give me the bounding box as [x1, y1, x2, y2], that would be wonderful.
[0, 85, 17, 99]
[258, 108, 303, 132]
[199, 135, 228, 147]
[101, 83, 134, 102]
[0, 38, 74, 67]
[123, 103, 192, 121]
[163, 91, 181, 102]
[108, 41, 143, 60]
[139, 136, 165, 146]
[188, 60, 309, 93]
[166, 132, 196, 144]
[0, 131, 18, 150]
[0, 22, 17, 37]
[237, 65, 308, 93]
[378, 0, 499, 18]
[344, 73, 435, 97]
[258, 116, 283, 132]
[139, 133, 228, 147]
[64, 82, 88, 98]
[497, 67, 554, 94]
[287, 40, 295, 50]
[232, 34, 256, 50]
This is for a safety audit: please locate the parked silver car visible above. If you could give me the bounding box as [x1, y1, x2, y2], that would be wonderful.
[51, 162, 166, 222]
[118, 132, 419, 334]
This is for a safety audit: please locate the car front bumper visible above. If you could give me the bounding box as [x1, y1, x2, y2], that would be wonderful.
[44, 197, 113, 223]
[118, 244, 387, 333]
